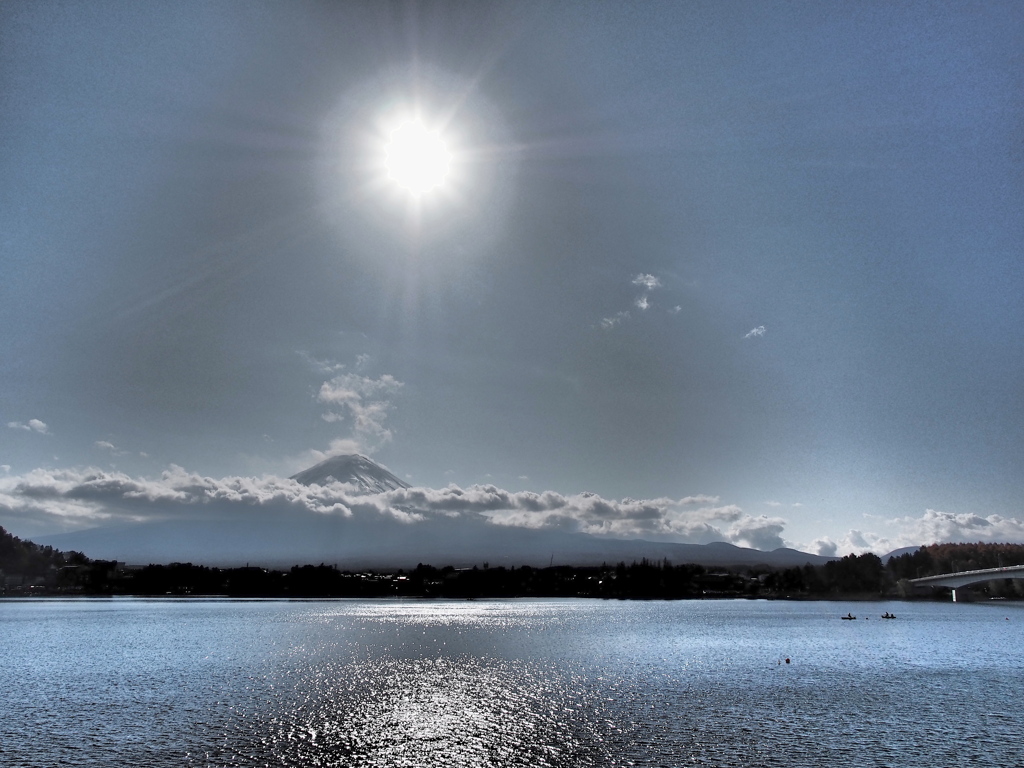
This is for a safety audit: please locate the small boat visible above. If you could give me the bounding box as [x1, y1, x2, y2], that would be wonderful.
[841, 613, 856, 620]
[881, 612, 896, 619]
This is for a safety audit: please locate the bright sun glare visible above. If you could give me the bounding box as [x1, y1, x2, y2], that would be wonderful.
[385, 121, 450, 195]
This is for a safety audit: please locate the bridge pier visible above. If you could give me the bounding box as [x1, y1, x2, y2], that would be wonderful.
[951, 587, 975, 603]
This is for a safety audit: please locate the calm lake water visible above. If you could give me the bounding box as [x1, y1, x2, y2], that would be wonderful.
[1, 598, 1021, 767]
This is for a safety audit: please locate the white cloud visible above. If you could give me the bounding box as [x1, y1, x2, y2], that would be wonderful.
[668, 305, 682, 314]
[8, 419, 49, 434]
[808, 537, 839, 557]
[600, 311, 630, 330]
[0, 465, 786, 551]
[0, 465, 10, 474]
[744, 326, 766, 339]
[726, 515, 787, 551]
[483, 493, 760, 544]
[632, 273, 661, 291]
[95, 440, 133, 457]
[798, 507, 1024, 558]
[298, 351, 346, 375]
[317, 372, 404, 455]
[765, 500, 782, 507]
[890, 508, 1024, 546]
[291, 438, 364, 471]
[601, 274, 676, 327]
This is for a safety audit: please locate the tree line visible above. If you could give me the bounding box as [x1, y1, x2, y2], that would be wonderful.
[3, 525, 1024, 599]
[0, 525, 88, 577]
[764, 543, 1024, 598]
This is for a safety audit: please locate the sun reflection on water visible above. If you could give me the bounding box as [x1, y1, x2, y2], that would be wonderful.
[208, 653, 616, 768]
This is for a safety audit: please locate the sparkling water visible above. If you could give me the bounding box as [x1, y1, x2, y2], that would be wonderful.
[1, 598, 1021, 767]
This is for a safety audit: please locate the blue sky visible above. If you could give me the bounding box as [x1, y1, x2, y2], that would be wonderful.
[2, 1, 1023, 556]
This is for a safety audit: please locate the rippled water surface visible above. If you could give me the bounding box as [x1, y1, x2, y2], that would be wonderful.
[2, 598, 1022, 767]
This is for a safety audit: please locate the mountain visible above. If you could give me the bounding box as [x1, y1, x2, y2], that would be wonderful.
[290, 454, 409, 493]
[36, 455, 833, 570]
[38, 516, 832, 571]
[880, 545, 921, 564]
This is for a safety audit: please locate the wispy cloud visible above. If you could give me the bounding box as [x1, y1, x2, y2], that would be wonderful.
[767, 500, 803, 509]
[94, 440, 131, 456]
[317, 371, 404, 455]
[632, 274, 661, 291]
[8, 419, 49, 434]
[298, 351, 346, 375]
[744, 326, 766, 339]
[600, 311, 630, 330]
[632, 274, 660, 312]
[603, 273, 679, 327]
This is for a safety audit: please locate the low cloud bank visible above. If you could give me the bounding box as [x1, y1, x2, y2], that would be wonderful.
[4, 468, 1021, 558]
[808, 508, 1024, 557]
[1, 466, 783, 550]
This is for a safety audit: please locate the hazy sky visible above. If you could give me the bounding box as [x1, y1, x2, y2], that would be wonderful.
[3, 1, 1023, 556]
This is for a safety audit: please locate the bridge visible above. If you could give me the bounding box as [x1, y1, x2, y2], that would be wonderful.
[908, 565, 1024, 601]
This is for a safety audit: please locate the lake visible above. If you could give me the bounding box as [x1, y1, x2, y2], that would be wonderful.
[1, 598, 1021, 767]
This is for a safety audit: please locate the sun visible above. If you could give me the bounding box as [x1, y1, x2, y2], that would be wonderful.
[385, 121, 450, 195]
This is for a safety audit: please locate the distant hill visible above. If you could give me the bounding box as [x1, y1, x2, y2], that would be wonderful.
[39, 515, 833, 571]
[0, 525, 88, 575]
[880, 545, 921, 564]
[290, 454, 409, 493]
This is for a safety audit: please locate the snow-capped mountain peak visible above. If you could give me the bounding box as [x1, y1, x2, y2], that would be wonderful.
[290, 454, 409, 494]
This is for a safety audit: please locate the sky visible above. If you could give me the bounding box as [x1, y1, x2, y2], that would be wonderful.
[2, 1, 1023, 558]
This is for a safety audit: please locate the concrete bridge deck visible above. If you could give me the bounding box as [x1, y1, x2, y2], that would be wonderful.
[908, 564, 1024, 590]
